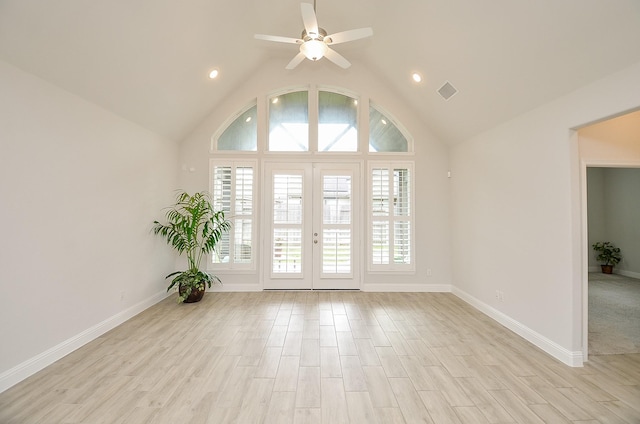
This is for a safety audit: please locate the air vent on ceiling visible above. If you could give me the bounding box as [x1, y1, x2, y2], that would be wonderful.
[437, 81, 458, 101]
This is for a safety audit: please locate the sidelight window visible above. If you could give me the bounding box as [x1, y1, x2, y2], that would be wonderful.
[369, 162, 413, 270]
[210, 161, 256, 268]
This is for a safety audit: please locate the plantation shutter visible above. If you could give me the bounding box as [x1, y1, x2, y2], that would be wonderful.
[321, 174, 352, 274]
[369, 163, 413, 270]
[211, 161, 255, 268]
[393, 168, 411, 264]
[234, 167, 253, 263]
[272, 173, 304, 274]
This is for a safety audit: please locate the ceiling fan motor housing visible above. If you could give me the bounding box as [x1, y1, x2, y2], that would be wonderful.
[301, 28, 328, 42]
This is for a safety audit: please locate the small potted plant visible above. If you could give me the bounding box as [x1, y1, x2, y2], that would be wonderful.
[592, 241, 622, 274]
[153, 191, 231, 303]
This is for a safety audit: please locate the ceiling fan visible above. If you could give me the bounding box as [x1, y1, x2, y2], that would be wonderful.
[254, 1, 373, 70]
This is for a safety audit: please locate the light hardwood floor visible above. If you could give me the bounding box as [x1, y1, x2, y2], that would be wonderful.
[1, 291, 639, 423]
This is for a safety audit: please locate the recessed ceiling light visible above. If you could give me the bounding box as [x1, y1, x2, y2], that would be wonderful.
[245, 116, 252, 123]
[272, 98, 279, 104]
[412, 73, 422, 83]
[208, 69, 219, 79]
[381, 119, 387, 125]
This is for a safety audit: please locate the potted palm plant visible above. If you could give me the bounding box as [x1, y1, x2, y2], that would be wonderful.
[592, 241, 622, 274]
[153, 191, 231, 303]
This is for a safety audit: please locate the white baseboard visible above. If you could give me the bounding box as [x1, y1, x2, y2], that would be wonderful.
[617, 269, 640, 279]
[362, 283, 452, 292]
[452, 287, 584, 367]
[0, 290, 170, 394]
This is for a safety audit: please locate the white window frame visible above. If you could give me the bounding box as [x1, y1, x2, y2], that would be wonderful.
[209, 159, 258, 271]
[368, 161, 415, 272]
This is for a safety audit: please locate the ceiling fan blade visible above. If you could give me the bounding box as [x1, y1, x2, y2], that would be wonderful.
[286, 52, 306, 70]
[255, 34, 301, 44]
[325, 27, 373, 45]
[300, 3, 319, 36]
[324, 47, 351, 69]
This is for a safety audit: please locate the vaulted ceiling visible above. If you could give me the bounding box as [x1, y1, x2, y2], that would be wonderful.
[1, 0, 639, 144]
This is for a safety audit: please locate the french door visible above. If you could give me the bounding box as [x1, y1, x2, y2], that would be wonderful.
[263, 162, 360, 290]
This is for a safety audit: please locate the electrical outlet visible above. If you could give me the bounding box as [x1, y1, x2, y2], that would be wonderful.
[426, 268, 432, 276]
[120, 290, 125, 301]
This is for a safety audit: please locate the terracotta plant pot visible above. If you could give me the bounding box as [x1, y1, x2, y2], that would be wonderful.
[601, 265, 613, 274]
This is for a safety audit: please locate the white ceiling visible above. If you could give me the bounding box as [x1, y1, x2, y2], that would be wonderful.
[1, 0, 639, 144]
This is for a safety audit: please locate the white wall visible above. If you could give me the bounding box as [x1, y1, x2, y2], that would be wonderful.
[0, 60, 179, 391]
[450, 61, 640, 366]
[178, 59, 452, 291]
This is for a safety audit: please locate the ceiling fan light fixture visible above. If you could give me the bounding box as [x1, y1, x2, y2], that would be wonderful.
[300, 39, 328, 61]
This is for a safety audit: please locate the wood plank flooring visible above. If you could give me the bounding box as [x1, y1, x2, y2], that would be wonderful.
[1, 292, 639, 423]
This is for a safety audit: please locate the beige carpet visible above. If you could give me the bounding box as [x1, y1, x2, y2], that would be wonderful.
[589, 272, 640, 355]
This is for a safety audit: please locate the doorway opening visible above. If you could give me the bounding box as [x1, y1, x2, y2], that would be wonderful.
[585, 166, 640, 356]
[578, 109, 640, 359]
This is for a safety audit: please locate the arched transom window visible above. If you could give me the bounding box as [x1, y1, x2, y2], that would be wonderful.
[213, 88, 411, 154]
